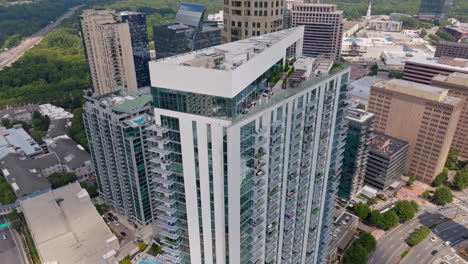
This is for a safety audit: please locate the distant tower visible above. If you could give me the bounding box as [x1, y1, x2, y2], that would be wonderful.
[366, 0, 372, 19]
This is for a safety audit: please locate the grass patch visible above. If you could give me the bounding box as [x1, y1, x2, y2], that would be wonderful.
[401, 250, 409, 259]
[429, 223, 438, 229]
[405, 185, 413, 190]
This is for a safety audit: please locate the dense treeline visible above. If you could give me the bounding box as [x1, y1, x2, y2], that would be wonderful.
[96, 0, 223, 40]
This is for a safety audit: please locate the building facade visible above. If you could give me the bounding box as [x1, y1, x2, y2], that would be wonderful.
[368, 20, 402, 32]
[339, 108, 374, 201]
[288, 3, 344, 61]
[418, 0, 453, 22]
[402, 56, 468, 85]
[431, 72, 468, 159]
[153, 4, 221, 59]
[222, 0, 284, 43]
[444, 24, 468, 42]
[435, 41, 468, 59]
[365, 132, 409, 190]
[147, 27, 350, 264]
[80, 9, 150, 95]
[368, 79, 463, 184]
[83, 88, 155, 226]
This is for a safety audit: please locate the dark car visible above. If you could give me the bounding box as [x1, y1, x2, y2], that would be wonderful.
[120, 232, 126, 237]
[431, 250, 438, 256]
[107, 212, 113, 217]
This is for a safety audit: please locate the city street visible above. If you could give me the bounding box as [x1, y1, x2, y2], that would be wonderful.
[0, 215, 26, 264]
[403, 215, 468, 264]
[0, 5, 83, 70]
[368, 204, 466, 264]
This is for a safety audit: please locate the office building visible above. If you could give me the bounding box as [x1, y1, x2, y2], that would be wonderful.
[368, 20, 402, 32]
[365, 132, 409, 190]
[418, 0, 453, 22]
[368, 79, 463, 184]
[444, 23, 468, 42]
[328, 212, 359, 264]
[222, 0, 284, 43]
[153, 4, 221, 59]
[288, 3, 344, 61]
[435, 41, 468, 59]
[83, 88, 156, 226]
[431, 72, 468, 159]
[148, 27, 350, 264]
[80, 9, 150, 95]
[402, 56, 468, 85]
[339, 108, 374, 201]
[20, 182, 120, 264]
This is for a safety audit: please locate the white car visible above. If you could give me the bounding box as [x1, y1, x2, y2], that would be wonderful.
[431, 237, 437, 242]
[440, 215, 446, 220]
[444, 241, 451, 246]
[114, 221, 119, 226]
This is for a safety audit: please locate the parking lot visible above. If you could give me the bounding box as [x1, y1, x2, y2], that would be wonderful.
[103, 212, 135, 245]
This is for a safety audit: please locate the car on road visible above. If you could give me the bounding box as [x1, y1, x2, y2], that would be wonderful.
[431, 250, 438, 255]
[444, 241, 451, 246]
[431, 237, 437, 242]
[114, 221, 119, 226]
[440, 215, 446, 220]
[107, 212, 113, 218]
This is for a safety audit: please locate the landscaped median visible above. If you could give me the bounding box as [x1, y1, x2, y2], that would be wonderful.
[399, 225, 431, 261]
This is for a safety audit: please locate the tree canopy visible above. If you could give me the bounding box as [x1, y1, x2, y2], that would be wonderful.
[432, 168, 448, 187]
[445, 149, 460, 170]
[452, 168, 468, 190]
[407, 226, 430, 246]
[394, 200, 418, 222]
[381, 211, 400, 229]
[433, 186, 454, 205]
[48, 172, 77, 189]
[355, 232, 377, 253]
[353, 202, 371, 220]
[344, 243, 368, 264]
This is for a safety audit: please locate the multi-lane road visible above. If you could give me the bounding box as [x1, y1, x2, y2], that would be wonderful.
[0, 5, 84, 70]
[0, 215, 26, 264]
[369, 204, 468, 264]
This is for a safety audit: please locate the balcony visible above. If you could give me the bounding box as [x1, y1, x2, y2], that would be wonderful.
[150, 167, 172, 175]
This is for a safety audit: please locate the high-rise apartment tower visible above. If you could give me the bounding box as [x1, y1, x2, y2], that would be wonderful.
[83, 88, 155, 226]
[147, 27, 350, 264]
[339, 108, 374, 201]
[222, 0, 284, 43]
[368, 79, 463, 184]
[80, 9, 150, 95]
[286, 2, 344, 61]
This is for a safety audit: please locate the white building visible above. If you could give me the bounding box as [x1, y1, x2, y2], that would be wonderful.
[207, 10, 223, 28]
[148, 27, 350, 264]
[368, 20, 402, 32]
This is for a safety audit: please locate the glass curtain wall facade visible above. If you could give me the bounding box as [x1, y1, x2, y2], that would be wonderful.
[149, 65, 350, 264]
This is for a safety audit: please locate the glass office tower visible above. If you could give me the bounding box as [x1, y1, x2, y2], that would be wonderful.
[147, 27, 350, 264]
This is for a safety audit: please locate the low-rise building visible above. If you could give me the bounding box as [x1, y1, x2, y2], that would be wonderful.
[368, 20, 402, 32]
[348, 76, 381, 108]
[444, 23, 468, 43]
[20, 182, 120, 264]
[0, 105, 40, 124]
[365, 132, 409, 190]
[1, 153, 61, 197]
[328, 211, 359, 263]
[48, 138, 93, 180]
[344, 20, 361, 37]
[0, 126, 43, 159]
[435, 41, 468, 59]
[403, 56, 468, 85]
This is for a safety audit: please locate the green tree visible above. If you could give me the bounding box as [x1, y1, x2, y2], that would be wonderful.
[420, 28, 427, 38]
[436, 29, 457, 42]
[394, 200, 417, 221]
[381, 211, 400, 229]
[79, 182, 98, 198]
[388, 71, 403, 79]
[422, 190, 430, 199]
[357, 103, 366, 110]
[407, 226, 430, 246]
[446, 149, 460, 169]
[356, 232, 377, 253]
[344, 244, 368, 264]
[368, 64, 379, 76]
[48, 172, 77, 189]
[432, 168, 448, 187]
[433, 186, 453, 205]
[407, 175, 415, 187]
[400, 16, 420, 28]
[410, 200, 419, 211]
[353, 202, 371, 220]
[369, 210, 383, 226]
[452, 168, 468, 190]
[0, 174, 17, 204]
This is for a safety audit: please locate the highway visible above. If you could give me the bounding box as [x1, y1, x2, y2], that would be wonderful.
[0, 5, 84, 70]
[368, 204, 464, 264]
[0, 215, 26, 264]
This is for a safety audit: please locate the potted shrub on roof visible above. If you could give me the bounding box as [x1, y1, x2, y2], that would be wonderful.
[282, 78, 287, 89]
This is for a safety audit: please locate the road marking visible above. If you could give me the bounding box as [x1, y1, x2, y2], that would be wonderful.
[2, 215, 25, 264]
[385, 243, 405, 264]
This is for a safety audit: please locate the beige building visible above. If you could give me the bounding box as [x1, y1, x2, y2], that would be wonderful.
[431, 72, 468, 160]
[80, 9, 138, 95]
[368, 79, 463, 184]
[222, 0, 284, 43]
[289, 3, 344, 60]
